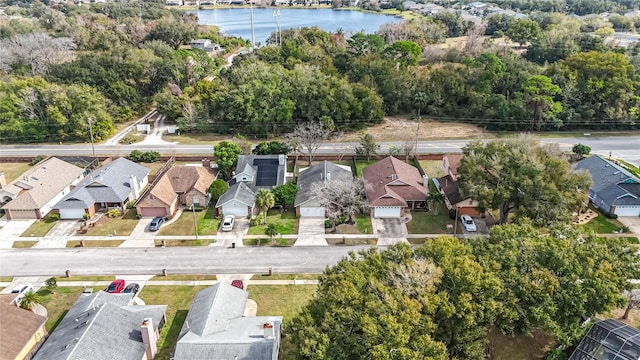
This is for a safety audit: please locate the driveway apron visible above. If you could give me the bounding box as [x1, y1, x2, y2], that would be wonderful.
[295, 217, 327, 246]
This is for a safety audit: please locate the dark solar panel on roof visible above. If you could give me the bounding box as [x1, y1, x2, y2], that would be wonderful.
[253, 159, 279, 187]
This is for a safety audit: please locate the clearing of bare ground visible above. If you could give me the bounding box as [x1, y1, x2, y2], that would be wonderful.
[338, 117, 492, 142]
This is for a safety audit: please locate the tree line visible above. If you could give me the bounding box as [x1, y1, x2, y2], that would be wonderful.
[2, 0, 640, 144]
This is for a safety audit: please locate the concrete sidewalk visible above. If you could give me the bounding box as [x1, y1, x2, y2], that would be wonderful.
[0, 279, 319, 288]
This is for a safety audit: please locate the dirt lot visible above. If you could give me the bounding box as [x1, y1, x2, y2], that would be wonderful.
[339, 117, 492, 142]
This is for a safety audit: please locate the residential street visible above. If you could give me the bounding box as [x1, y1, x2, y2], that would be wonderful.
[1, 135, 639, 166]
[0, 246, 373, 277]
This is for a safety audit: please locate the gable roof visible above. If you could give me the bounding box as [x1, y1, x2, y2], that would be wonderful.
[174, 283, 283, 360]
[294, 161, 353, 207]
[444, 154, 463, 178]
[574, 156, 640, 206]
[0, 301, 47, 360]
[233, 155, 287, 189]
[362, 156, 428, 207]
[437, 174, 466, 205]
[216, 182, 255, 208]
[54, 158, 149, 209]
[1, 157, 84, 210]
[137, 166, 215, 208]
[34, 291, 166, 360]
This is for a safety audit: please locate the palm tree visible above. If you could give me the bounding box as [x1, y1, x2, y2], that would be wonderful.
[265, 223, 279, 245]
[255, 189, 275, 224]
[428, 190, 445, 215]
[19, 290, 41, 311]
[413, 91, 429, 157]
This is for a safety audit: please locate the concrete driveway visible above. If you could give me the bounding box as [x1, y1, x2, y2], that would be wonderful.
[295, 217, 327, 246]
[374, 217, 408, 245]
[618, 217, 640, 238]
[120, 217, 155, 247]
[33, 220, 81, 248]
[0, 219, 35, 248]
[459, 216, 490, 238]
[215, 218, 249, 247]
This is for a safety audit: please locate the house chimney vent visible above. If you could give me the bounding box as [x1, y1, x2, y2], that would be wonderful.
[141, 317, 158, 360]
[263, 322, 275, 339]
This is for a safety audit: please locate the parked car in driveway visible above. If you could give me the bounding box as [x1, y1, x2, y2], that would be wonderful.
[106, 279, 125, 293]
[221, 215, 235, 232]
[231, 280, 244, 290]
[460, 215, 477, 232]
[149, 217, 166, 231]
[11, 283, 33, 306]
[123, 283, 140, 295]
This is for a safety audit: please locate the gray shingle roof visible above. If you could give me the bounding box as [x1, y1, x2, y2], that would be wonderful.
[574, 156, 640, 206]
[34, 291, 166, 360]
[174, 283, 283, 360]
[54, 158, 149, 209]
[216, 182, 255, 208]
[233, 155, 286, 189]
[294, 161, 353, 207]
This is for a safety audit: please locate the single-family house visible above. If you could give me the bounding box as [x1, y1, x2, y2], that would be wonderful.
[34, 291, 166, 360]
[362, 156, 428, 218]
[190, 39, 222, 52]
[575, 155, 640, 217]
[53, 157, 149, 219]
[216, 155, 287, 217]
[435, 154, 481, 216]
[0, 157, 85, 220]
[465, 1, 488, 15]
[294, 161, 353, 217]
[216, 182, 255, 217]
[173, 283, 283, 360]
[136, 165, 215, 218]
[569, 318, 640, 360]
[0, 297, 48, 360]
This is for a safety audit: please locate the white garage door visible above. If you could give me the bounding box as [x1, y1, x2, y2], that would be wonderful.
[615, 205, 640, 217]
[374, 207, 401, 218]
[300, 207, 325, 217]
[223, 206, 248, 217]
[60, 208, 86, 220]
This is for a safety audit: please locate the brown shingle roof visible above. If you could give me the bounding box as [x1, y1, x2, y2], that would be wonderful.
[0, 302, 47, 360]
[1, 157, 84, 210]
[362, 156, 428, 207]
[445, 154, 463, 177]
[138, 166, 215, 208]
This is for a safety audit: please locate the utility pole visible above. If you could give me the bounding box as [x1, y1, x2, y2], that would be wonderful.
[88, 117, 96, 157]
[250, 1, 256, 51]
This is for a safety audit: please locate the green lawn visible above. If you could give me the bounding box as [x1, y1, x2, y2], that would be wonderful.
[418, 160, 445, 179]
[20, 216, 58, 237]
[406, 206, 453, 234]
[55, 275, 115, 282]
[162, 133, 229, 145]
[332, 214, 373, 234]
[138, 285, 207, 360]
[36, 287, 85, 332]
[0, 162, 31, 182]
[149, 274, 217, 281]
[576, 211, 628, 234]
[85, 209, 139, 236]
[66, 240, 124, 247]
[12, 241, 39, 248]
[248, 209, 298, 235]
[354, 159, 378, 177]
[159, 206, 220, 236]
[154, 239, 210, 247]
[248, 285, 317, 320]
[243, 238, 296, 246]
[0, 276, 13, 282]
[252, 274, 320, 281]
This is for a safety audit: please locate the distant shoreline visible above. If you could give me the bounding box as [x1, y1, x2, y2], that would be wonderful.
[169, 5, 412, 19]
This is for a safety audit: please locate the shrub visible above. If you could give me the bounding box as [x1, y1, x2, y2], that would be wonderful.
[48, 213, 60, 221]
[45, 277, 57, 289]
[129, 150, 160, 163]
[107, 209, 123, 218]
[30, 155, 47, 165]
[83, 213, 91, 220]
[249, 218, 261, 227]
[126, 200, 135, 209]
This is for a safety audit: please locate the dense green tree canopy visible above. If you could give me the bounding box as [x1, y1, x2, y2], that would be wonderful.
[458, 137, 591, 225]
[213, 141, 242, 179]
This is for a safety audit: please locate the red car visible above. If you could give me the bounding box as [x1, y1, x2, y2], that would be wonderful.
[106, 279, 125, 293]
[231, 280, 244, 290]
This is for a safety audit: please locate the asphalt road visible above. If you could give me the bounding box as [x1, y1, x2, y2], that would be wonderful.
[0, 246, 372, 277]
[2, 135, 639, 165]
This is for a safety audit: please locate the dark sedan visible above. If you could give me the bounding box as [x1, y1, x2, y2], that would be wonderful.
[123, 283, 140, 295]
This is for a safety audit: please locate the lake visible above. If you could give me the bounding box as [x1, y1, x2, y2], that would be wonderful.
[191, 8, 402, 44]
